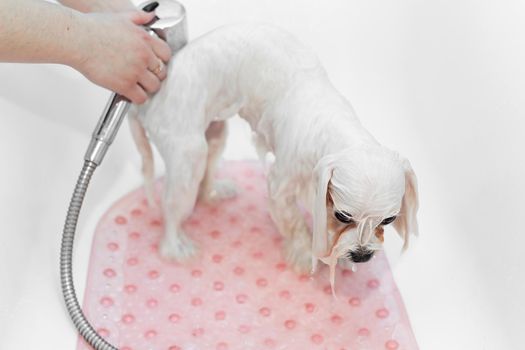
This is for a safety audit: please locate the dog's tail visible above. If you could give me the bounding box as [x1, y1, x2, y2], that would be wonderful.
[128, 108, 157, 207]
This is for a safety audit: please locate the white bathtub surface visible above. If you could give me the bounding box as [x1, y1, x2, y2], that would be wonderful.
[1, 1, 525, 349]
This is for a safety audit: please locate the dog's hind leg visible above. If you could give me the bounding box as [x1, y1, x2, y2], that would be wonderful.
[128, 112, 156, 207]
[198, 121, 238, 203]
[156, 134, 208, 262]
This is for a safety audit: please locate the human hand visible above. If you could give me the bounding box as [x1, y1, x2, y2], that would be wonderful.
[70, 10, 172, 104]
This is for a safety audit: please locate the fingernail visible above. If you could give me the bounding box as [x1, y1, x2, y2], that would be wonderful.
[142, 2, 159, 13]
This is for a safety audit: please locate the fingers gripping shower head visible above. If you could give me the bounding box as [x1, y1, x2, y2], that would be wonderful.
[85, 0, 187, 166]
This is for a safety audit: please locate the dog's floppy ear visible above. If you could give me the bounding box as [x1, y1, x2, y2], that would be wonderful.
[312, 155, 336, 260]
[393, 158, 419, 250]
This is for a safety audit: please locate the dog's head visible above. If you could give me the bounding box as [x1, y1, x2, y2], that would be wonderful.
[312, 145, 419, 268]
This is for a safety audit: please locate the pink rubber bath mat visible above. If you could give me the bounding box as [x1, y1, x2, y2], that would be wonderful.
[77, 161, 418, 350]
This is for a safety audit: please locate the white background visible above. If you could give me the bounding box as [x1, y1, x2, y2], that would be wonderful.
[1, 0, 524, 349]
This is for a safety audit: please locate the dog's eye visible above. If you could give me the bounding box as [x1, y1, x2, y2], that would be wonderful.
[334, 211, 354, 224]
[381, 216, 396, 225]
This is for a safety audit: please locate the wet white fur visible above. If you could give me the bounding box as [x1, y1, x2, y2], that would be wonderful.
[128, 24, 419, 272]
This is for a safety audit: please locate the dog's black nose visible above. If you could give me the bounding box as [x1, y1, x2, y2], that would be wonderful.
[348, 249, 374, 263]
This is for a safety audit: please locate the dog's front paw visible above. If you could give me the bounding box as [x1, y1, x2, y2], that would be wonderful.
[159, 233, 198, 262]
[284, 236, 313, 274]
[202, 179, 238, 203]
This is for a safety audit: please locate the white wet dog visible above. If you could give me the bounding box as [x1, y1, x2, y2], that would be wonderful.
[128, 24, 419, 275]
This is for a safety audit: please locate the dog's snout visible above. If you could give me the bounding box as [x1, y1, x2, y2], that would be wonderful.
[348, 248, 374, 263]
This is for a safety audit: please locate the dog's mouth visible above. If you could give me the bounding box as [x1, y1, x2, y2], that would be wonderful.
[346, 248, 374, 263]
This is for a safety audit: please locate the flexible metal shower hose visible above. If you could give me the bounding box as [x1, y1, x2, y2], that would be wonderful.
[60, 160, 118, 350]
[59, 4, 186, 348]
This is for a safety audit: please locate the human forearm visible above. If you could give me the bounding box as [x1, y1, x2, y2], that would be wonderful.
[0, 0, 171, 104]
[0, 0, 84, 66]
[58, 0, 136, 13]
